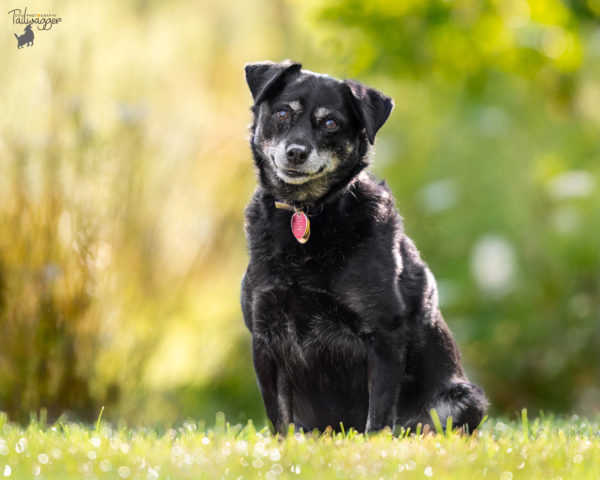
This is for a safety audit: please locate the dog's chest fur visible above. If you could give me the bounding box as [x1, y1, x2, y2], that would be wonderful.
[252, 284, 366, 374]
[246, 200, 365, 362]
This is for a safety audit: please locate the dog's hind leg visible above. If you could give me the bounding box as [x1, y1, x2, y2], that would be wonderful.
[403, 381, 488, 434]
[426, 381, 488, 433]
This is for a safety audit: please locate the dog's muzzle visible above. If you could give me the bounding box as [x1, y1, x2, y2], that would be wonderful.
[265, 140, 333, 185]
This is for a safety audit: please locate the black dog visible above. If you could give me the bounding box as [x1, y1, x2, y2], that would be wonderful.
[241, 60, 487, 434]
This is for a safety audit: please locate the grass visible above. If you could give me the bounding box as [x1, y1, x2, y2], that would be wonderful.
[0, 411, 598, 479]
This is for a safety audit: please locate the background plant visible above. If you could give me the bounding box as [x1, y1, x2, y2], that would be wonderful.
[0, 0, 598, 425]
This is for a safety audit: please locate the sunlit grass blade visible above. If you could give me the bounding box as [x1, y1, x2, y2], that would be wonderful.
[522, 408, 529, 441]
[430, 408, 443, 434]
[95, 406, 105, 433]
[215, 411, 226, 434]
[477, 414, 489, 431]
[446, 415, 453, 436]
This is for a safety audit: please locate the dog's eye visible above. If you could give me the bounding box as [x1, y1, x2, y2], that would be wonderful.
[274, 109, 290, 122]
[324, 118, 339, 131]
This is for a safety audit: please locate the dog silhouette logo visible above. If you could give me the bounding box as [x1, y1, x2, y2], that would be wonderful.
[14, 23, 34, 48]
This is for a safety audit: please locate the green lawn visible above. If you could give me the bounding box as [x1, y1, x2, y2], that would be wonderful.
[0, 411, 598, 479]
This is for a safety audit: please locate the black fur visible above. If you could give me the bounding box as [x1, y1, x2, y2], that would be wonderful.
[241, 61, 487, 434]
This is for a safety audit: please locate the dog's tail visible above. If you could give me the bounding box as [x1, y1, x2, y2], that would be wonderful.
[14, 33, 19, 41]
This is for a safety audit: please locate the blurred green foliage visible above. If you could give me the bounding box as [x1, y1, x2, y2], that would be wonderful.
[0, 0, 598, 425]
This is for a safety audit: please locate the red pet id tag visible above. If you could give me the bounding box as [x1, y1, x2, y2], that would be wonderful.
[291, 212, 310, 244]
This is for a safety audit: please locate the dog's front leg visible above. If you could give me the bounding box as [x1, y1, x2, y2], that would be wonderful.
[365, 325, 406, 433]
[252, 337, 293, 435]
[337, 273, 407, 432]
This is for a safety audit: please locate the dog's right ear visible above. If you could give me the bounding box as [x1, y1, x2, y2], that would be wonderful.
[245, 60, 302, 105]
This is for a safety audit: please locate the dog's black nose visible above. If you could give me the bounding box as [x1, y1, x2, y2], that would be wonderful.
[286, 144, 309, 165]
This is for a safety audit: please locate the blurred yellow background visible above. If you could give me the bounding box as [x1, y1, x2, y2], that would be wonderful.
[1, 0, 599, 425]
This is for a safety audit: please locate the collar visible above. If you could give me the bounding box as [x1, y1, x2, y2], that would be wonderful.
[274, 201, 323, 217]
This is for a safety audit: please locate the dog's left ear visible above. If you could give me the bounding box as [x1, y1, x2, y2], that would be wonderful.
[245, 60, 302, 105]
[345, 80, 394, 145]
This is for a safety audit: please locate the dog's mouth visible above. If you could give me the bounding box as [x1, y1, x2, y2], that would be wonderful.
[281, 168, 309, 178]
[267, 154, 328, 184]
[276, 164, 328, 184]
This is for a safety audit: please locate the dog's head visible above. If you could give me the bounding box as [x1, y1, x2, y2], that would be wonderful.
[245, 60, 393, 204]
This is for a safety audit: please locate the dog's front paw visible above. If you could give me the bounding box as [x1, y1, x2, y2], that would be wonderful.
[268, 419, 292, 437]
[365, 418, 392, 434]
